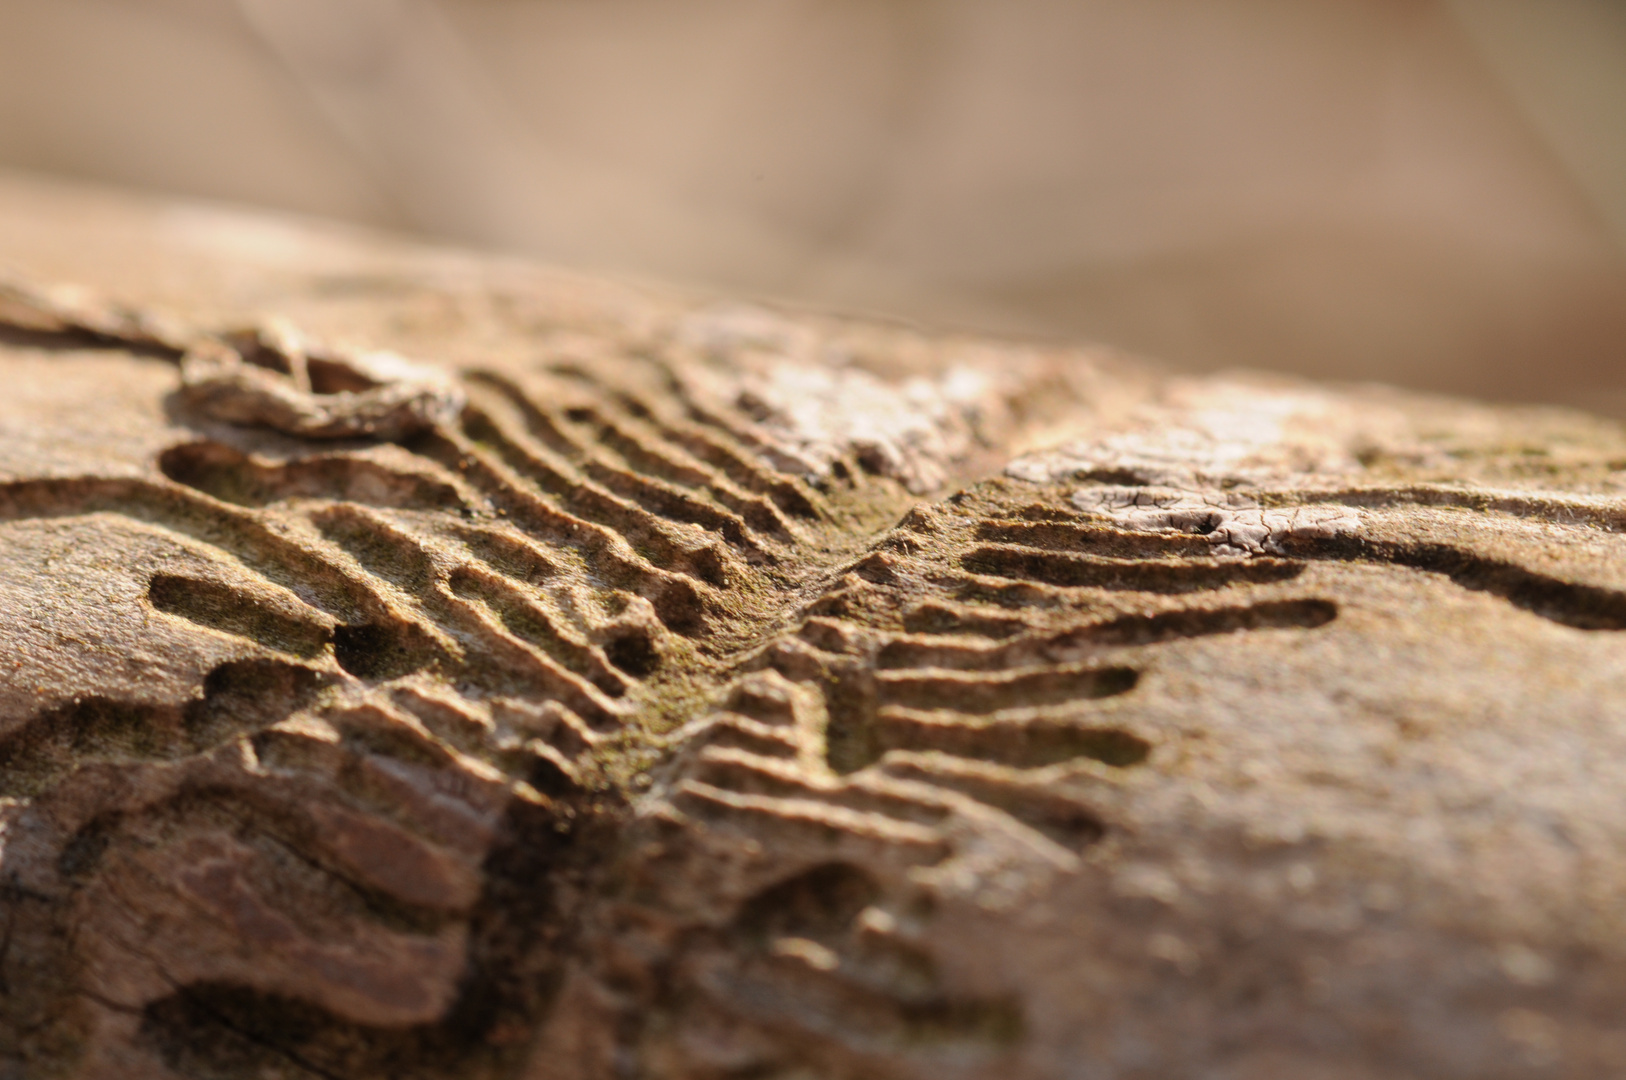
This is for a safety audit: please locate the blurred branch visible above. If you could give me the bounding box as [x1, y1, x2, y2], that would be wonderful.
[229, 0, 820, 285]
[1448, 0, 1626, 256]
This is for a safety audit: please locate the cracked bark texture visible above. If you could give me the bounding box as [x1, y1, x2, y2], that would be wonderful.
[3, 175, 1626, 1079]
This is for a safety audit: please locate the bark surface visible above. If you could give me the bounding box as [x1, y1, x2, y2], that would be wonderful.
[3, 175, 1626, 1079]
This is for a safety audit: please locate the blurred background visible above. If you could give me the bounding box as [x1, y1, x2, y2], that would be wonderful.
[0, 0, 1623, 409]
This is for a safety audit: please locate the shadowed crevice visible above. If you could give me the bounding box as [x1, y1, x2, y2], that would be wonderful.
[1284, 535, 1626, 631]
[961, 545, 1305, 592]
[148, 573, 332, 659]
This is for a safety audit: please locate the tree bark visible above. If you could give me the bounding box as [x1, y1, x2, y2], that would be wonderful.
[2, 172, 1626, 1079]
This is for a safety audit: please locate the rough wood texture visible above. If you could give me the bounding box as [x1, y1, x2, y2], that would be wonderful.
[3, 175, 1626, 1079]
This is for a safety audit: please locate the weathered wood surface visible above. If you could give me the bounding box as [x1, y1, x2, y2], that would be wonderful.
[3, 174, 1626, 1078]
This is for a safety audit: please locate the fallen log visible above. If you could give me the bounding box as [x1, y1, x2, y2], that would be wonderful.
[2, 173, 1625, 1079]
